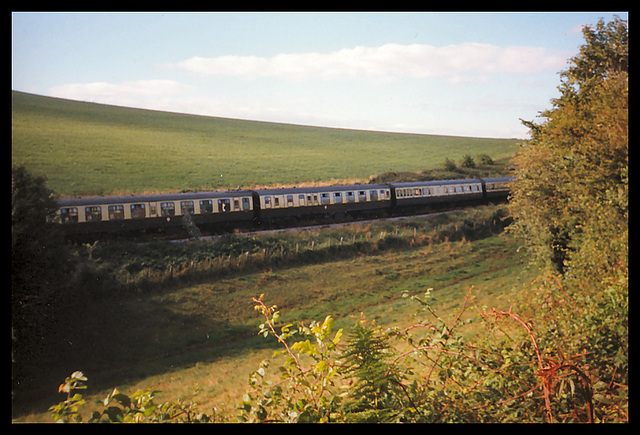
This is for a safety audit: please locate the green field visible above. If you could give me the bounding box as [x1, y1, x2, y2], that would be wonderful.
[12, 91, 529, 422]
[12, 91, 520, 197]
[13, 209, 535, 422]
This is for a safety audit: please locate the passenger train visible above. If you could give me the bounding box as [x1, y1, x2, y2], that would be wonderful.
[54, 177, 512, 240]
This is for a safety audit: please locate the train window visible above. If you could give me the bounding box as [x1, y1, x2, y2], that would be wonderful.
[181, 201, 195, 215]
[234, 199, 240, 210]
[286, 195, 294, 207]
[85, 206, 102, 222]
[298, 194, 306, 206]
[243, 197, 251, 211]
[264, 196, 272, 208]
[321, 193, 330, 205]
[370, 190, 378, 201]
[200, 200, 213, 213]
[218, 199, 231, 212]
[108, 205, 124, 220]
[334, 192, 342, 203]
[358, 191, 367, 201]
[384, 190, 390, 198]
[60, 207, 78, 223]
[131, 204, 146, 219]
[160, 202, 176, 216]
[414, 188, 422, 196]
[274, 197, 280, 207]
[346, 191, 355, 203]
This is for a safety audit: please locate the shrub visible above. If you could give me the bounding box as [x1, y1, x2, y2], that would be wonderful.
[477, 153, 494, 165]
[460, 154, 476, 168]
[442, 158, 457, 171]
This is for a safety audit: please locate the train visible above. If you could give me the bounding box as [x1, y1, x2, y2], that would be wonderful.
[53, 177, 513, 240]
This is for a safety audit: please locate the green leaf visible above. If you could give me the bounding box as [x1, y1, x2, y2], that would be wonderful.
[112, 393, 131, 408]
[292, 339, 317, 355]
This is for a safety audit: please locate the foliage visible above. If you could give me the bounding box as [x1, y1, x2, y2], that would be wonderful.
[50, 371, 215, 423]
[460, 154, 476, 169]
[370, 154, 509, 183]
[11, 164, 70, 304]
[442, 157, 457, 171]
[12, 165, 74, 396]
[505, 16, 629, 422]
[46, 277, 627, 423]
[340, 322, 409, 422]
[67, 205, 511, 294]
[477, 153, 494, 165]
[509, 17, 628, 280]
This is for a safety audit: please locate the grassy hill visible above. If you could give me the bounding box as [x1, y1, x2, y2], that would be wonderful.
[12, 91, 521, 197]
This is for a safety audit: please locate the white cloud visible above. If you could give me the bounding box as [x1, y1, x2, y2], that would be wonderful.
[48, 79, 192, 106]
[169, 42, 571, 82]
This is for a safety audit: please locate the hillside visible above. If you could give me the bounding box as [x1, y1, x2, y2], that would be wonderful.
[11, 91, 520, 197]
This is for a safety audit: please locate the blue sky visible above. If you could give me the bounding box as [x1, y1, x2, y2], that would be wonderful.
[12, 12, 627, 138]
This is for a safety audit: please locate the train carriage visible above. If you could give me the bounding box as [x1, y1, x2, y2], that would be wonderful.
[481, 177, 512, 202]
[390, 179, 484, 209]
[254, 184, 392, 223]
[52, 176, 514, 240]
[55, 190, 254, 236]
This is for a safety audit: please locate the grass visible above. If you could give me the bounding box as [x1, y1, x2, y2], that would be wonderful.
[12, 91, 527, 422]
[13, 209, 535, 422]
[12, 91, 521, 196]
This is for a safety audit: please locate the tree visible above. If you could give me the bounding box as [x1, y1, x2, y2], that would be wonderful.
[12, 165, 69, 310]
[12, 165, 72, 395]
[509, 17, 628, 280]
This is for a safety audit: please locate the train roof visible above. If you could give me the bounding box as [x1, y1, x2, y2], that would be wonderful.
[389, 178, 483, 188]
[480, 177, 515, 182]
[57, 189, 254, 207]
[254, 184, 391, 196]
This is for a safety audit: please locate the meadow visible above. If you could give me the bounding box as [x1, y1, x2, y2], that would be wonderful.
[12, 91, 520, 197]
[13, 207, 536, 421]
[12, 91, 530, 422]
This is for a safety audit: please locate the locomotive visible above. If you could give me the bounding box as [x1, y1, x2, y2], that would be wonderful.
[54, 177, 512, 240]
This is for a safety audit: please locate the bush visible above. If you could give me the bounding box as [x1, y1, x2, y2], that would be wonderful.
[48, 282, 627, 422]
[460, 154, 476, 168]
[477, 153, 494, 165]
[442, 158, 457, 171]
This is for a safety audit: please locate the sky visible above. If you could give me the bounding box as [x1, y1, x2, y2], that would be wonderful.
[12, 11, 628, 139]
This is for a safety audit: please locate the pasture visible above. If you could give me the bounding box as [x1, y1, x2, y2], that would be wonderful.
[12, 91, 521, 196]
[13, 213, 535, 421]
[12, 92, 529, 422]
